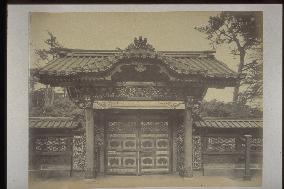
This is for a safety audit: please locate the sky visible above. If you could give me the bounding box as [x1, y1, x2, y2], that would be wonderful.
[30, 12, 242, 102]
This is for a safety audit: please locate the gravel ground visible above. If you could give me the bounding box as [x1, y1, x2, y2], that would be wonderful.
[29, 175, 262, 189]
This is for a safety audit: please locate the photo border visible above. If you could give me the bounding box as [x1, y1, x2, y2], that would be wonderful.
[7, 4, 282, 189]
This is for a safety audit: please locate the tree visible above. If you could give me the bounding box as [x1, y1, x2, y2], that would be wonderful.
[29, 94, 84, 119]
[238, 44, 263, 105]
[201, 99, 263, 119]
[35, 31, 63, 62]
[34, 31, 64, 106]
[195, 11, 263, 103]
[30, 31, 84, 119]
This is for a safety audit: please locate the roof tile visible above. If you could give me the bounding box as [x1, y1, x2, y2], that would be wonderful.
[29, 117, 80, 129]
[38, 50, 238, 79]
[195, 119, 263, 129]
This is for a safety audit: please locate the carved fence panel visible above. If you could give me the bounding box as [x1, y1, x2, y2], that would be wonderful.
[193, 136, 202, 170]
[30, 135, 73, 177]
[72, 135, 86, 171]
[200, 135, 263, 177]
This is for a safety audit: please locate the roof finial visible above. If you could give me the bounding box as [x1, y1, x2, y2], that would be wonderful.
[130, 36, 154, 51]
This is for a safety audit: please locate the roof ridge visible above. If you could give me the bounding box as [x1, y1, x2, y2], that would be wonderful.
[58, 48, 216, 56]
[201, 119, 263, 121]
[29, 117, 73, 119]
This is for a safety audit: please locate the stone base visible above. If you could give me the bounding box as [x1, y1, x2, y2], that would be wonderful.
[29, 170, 71, 178]
[243, 175, 252, 180]
[85, 168, 96, 179]
[183, 166, 193, 178]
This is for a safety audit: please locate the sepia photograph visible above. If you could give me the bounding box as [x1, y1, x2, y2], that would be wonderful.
[6, 4, 283, 188]
[26, 11, 266, 188]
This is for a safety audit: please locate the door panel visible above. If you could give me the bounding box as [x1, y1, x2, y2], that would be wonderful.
[140, 121, 170, 174]
[106, 121, 138, 174]
[105, 115, 171, 175]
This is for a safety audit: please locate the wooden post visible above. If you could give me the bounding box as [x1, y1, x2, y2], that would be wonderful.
[183, 96, 193, 177]
[244, 135, 252, 180]
[172, 127, 177, 173]
[85, 108, 96, 178]
[99, 112, 105, 175]
[201, 135, 207, 176]
[70, 136, 73, 177]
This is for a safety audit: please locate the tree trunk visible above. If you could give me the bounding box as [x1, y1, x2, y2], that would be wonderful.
[50, 87, 55, 105]
[44, 85, 55, 106]
[233, 50, 245, 103]
[44, 85, 50, 106]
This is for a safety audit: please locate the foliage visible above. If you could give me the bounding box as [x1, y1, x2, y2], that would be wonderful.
[201, 99, 262, 118]
[29, 94, 84, 120]
[238, 45, 263, 105]
[35, 31, 63, 62]
[195, 12, 262, 53]
[195, 11, 263, 103]
[32, 31, 66, 108]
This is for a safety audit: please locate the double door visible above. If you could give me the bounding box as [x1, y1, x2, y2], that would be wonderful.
[105, 114, 171, 175]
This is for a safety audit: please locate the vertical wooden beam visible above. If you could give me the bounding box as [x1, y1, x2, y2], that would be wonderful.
[85, 108, 96, 178]
[171, 112, 177, 173]
[244, 135, 252, 180]
[201, 133, 207, 176]
[183, 96, 193, 177]
[172, 128, 177, 173]
[99, 112, 105, 175]
[70, 136, 73, 177]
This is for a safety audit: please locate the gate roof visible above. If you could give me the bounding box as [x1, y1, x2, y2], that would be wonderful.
[36, 37, 239, 88]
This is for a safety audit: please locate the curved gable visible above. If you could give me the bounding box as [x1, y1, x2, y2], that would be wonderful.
[37, 37, 239, 87]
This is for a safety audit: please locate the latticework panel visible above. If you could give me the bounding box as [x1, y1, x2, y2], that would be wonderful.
[239, 137, 263, 152]
[72, 135, 86, 170]
[107, 121, 137, 133]
[206, 137, 236, 152]
[141, 121, 168, 133]
[250, 137, 263, 152]
[33, 136, 72, 152]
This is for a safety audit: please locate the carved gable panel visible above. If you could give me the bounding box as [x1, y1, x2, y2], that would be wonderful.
[111, 64, 170, 82]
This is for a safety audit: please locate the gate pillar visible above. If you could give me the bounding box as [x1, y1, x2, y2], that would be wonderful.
[85, 108, 96, 178]
[183, 96, 194, 177]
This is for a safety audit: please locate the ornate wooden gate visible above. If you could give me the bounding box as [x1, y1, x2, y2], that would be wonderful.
[105, 114, 171, 175]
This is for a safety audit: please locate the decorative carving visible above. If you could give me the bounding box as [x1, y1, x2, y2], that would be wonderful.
[124, 141, 136, 148]
[142, 140, 154, 148]
[239, 137, 263, 152]
[193, 136, 202, 169]
[250, 137, 263, 152]
[67, 87, 94, 109]
[205, 137, 237, 153]
[109, 157, 120, 166]
[109, 141, 121, 148]
[68, 85, 190, 109]
[134, 63, 147, 72]
[108, 121, 137, 133]
[130, 36, 155, 51]
[142, 157, 154, 166]
[157, 157, 168, 165]
[116, 36, 158, 59]
[160, 101, 184, 109]
[105, 118, 171, 174]
[124, 158, 136, 166]
[33, 136, 71, 152]
[185, 96, 202, 120]
[157, 140, 168, 148]
[141, 121, 169, 133]
[73, 135, 86, 170]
